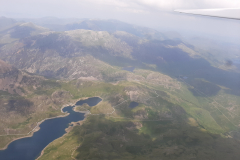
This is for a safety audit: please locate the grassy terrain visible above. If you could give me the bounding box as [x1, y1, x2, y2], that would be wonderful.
[1, 19, 240, 160]
[39, 115, 240, 160]
[37, 130, 80, 160]
[0, 74, 71, 148]
[1, 60, 240, 159]
[61, 68, 240, 135]
[38, 71, 240, 159]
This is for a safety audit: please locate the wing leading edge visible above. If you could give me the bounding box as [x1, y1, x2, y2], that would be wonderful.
[175, 8, 240, 20]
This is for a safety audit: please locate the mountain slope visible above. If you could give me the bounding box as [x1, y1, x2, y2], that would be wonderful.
[1, 19, 240, 160]
[0, 59, 74, 148]
[0, 30, 133, 80]
[0, 17, 17, 31]
[65, 19, 166, 40]
[0, 59, 23, 94]
[0, 22, 49, 46]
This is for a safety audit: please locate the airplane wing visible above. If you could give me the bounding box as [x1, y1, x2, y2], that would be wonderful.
[175, 8, 240, 20]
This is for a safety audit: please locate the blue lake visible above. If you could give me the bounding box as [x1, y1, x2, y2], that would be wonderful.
[75, 97, 102, 106]
[0, 97, 102, 160]
[129, 101, 139, 109]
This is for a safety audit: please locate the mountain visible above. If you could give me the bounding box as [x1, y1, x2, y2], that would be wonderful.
[0, 22, 49, 45]
[1, 18, 240, 160]
[19, 18, 166, 41]
[1, 20, 240, 96]
[0, 19, 238, 127]
[0, 22, 198, 81]
[0, 17, 17, 31]
[65, 19, 166, 40]
[0, 59, 75, 148]
[18, 17, 81, 26]
[0, 29, 134, 80]
[0, 59, 23, 94]
[184, 36, 240, 71]
[15, 17, 240, 73]
[16, 17, 83, 32]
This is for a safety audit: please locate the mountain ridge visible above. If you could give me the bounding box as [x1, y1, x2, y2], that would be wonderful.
[1, 17, 240, 160]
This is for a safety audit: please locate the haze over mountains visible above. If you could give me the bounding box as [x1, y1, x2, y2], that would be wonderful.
[1, 17, 240, 91]
[1, 16, 240, 159]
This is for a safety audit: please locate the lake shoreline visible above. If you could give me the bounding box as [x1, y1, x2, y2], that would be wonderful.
[0, 103, 74, 151]
[36, 97, 102, 160]
[0, 96, 102, 160]
[36, 109, 88, 160]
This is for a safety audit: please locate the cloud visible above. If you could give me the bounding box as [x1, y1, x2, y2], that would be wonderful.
[1, 0, 240, 18]
[137, 0, 240, 9]
[81, 0, 240, 11]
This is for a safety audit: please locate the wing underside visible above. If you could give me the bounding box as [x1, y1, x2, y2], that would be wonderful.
[175, 8, 240, 20]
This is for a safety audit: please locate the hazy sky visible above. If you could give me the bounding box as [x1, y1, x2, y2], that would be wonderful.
[1, 0, 240, 43]
[1, 0, 240, 17]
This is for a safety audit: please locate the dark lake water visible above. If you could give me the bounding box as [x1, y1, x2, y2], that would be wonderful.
[0, 97, 102, 160]
[75, 97, 102, 106]
[129, 102, 139, 109]
[122, 66, 135, 72]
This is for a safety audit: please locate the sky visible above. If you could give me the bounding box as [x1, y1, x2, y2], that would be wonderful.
[1, 0, 240, 43]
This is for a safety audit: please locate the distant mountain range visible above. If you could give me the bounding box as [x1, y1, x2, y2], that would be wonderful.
[0, 17, 239, 92]
[0, 17, 186, 80]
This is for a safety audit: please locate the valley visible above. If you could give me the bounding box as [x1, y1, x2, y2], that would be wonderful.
[0, 17, 240, 160]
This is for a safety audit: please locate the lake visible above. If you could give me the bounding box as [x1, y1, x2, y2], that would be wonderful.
[75, 97, 102, 106]
[0, 97, 102, 160]
[129, 101, 139, 109]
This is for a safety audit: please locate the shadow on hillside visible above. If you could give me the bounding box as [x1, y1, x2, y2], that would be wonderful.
[132, 40, 240, 96]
